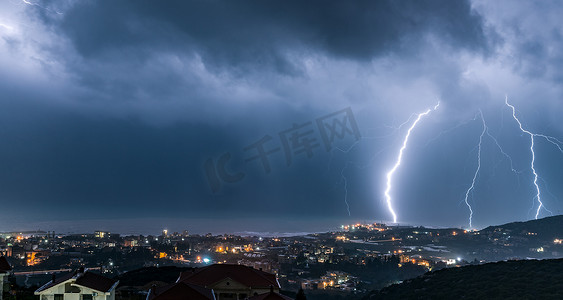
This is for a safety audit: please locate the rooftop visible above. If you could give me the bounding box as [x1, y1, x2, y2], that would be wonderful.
[148, 281, 215, 300]
[36, 270, 118, 294]
[178, 264, 279, 289]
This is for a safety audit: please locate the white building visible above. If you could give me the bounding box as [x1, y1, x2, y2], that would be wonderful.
[0, 256, 12, 300]
[35, 269, 118, 300]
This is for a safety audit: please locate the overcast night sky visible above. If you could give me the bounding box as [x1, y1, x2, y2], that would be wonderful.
[1, 0, 563, 234]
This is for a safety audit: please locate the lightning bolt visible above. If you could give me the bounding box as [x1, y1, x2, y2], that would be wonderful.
[329, 120, 411, 217]
[537, 177, 555, 216]
[505, 96, 563, 219]
[424, 115, 479, 147]
[384, 102, 440, 223]
[341, 170, 351, 216]
[462, 111, 486, 229]
[19, 0, 63, 14]
[0, 23, 13, 30]
[486, 129, 520, 175]
[332, 139, 390, 217]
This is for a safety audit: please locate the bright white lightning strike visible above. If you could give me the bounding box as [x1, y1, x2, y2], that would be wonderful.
[333, 119, 419, 217]
[384, 102, 440, 223]
[504, 97, 563, 219]
[462, 111, 486, 229]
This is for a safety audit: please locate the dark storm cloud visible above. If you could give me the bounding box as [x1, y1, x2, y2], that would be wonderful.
[41, 0, 491, 72]
[479, 1, 563, 84]
[0, 96, 357, 220]
[5, 0, 563, 232]
[514, 20, 563, 83]
[28, 0, 497, 128]
[6, 0, 496, 225]
[472, 0, 563, 130]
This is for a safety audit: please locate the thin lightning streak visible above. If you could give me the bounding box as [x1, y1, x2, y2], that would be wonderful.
[535, 134, 563, 153]
[424, 115, 479, 147]
[384, 114, 418, 133]
[341, 170, 351, 216]
[332, 141, 390, 216]
[0, 23, 13, 30]
[538, 177, 555, 216]
[485, 129, 520, 175]
[462, 111, 486, 228]
[424, 111, 520, 176]
[505, 97, 545, 219]
[384, 102, 440, 223]
[334, 145, 390, 217]
[20, 0, 63, 14]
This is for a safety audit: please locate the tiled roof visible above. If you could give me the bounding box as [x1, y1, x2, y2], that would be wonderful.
[36, 271, 77, 293]
[148, 281, 214, 300]
[0, 256, 11, 273]
[178, 264, 279, 289]
[36, 270, 118, 294]
[75, 271, 119, 293]
[248, 291, 293, 300]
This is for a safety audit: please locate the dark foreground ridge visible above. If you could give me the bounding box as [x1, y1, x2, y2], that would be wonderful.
[480, 215, 563, 239]
[364, 258, 563, 300]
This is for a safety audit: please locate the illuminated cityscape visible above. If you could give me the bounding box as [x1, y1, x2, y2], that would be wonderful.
[2, 216, 563, 299]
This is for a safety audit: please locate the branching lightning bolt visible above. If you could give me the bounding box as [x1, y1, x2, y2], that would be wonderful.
[505, 96, 563, 219]
[384, 102, 440, 223]
[462, 111, 486, 229]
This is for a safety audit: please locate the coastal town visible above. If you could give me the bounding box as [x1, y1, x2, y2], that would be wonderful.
[1, 217, 562, 299]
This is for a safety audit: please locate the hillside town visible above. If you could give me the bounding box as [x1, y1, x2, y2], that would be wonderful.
[1, 216, 562, 299]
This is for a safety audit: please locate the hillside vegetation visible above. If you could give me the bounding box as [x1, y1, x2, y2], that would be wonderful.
[364, 258, 563, 299]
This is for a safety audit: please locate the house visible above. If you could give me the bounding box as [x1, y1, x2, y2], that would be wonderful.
[35, 268, 119, 300]
[147, 281, 216, 300]
[177, 264, 280, 300]
[147, 264, 281, 300]
[247, 287, 293, 300]
[0, 256, 12, 300]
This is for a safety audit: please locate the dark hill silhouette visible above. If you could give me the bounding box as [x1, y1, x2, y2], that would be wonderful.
[364, 258, 563, 299]
[480, 215, 563, 240]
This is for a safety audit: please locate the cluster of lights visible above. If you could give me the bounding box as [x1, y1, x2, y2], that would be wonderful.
[195, 256, 211, 264]
[319, 271, 351, 290]
[341, 223, 386, 232]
